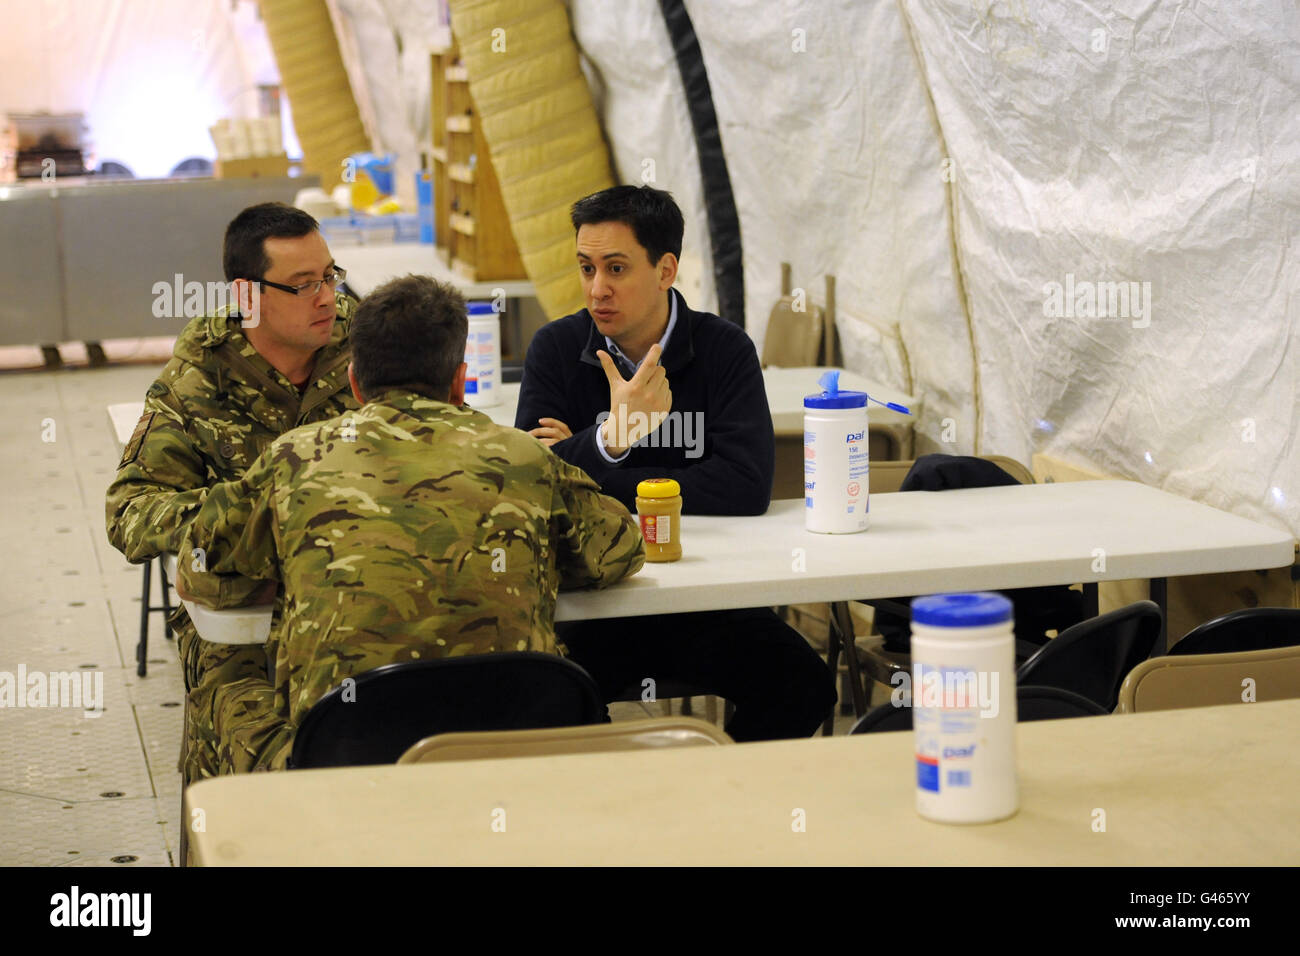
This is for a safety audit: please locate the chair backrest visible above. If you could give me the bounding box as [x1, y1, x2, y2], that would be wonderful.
[170, 156, 214, 177]
[849, 685, 1108, 733]
[289, 652, 604, 769]
[848, 701, 915, 733]
[869, 460, 913, 494]
[1117, 645, 1300, 713]
[1015, 600, 1163, 712]
[980, 455, 1034, 486]
[97, 160, 134, 178]
[1171, 607, 1300, 655]
[1015, 685, 1110, 720]
[398, 716, 732, 763]
[761, 297, 824, 368]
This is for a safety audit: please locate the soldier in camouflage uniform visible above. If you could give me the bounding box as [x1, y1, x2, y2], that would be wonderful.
[178, 275, 644, 773]
[105, 203, 359, 784]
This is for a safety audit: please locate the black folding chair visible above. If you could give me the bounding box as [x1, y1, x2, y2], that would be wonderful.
[136, 555, 175, 677]
[288, 652, 605, 769]
[1170, 607, 1300, 655]
[849, 684, 1108, 734]
[1016, 601, 1163, 712]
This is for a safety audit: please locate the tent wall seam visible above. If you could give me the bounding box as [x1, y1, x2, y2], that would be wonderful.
[895, 0, 983, 455]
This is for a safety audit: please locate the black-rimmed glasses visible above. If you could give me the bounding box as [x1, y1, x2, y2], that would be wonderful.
[259, 266, 347, 297]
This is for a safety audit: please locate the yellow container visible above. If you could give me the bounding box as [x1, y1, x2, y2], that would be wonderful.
[635, 479, 682, 562]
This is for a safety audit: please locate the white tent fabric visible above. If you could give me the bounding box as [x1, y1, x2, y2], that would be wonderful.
[899, 0, 1299, 536]
[327, 0, 1300, 537]
[566, 0, 1298, 536]
[571, 4, 717, 316]
[1, 0, 281, 179]
[570, 0, 975, 459]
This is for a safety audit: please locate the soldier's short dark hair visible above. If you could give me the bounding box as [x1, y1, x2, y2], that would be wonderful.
[351, 275, 468, 400]
[570, 185, 684, 266]
[223, 202, 320, 282]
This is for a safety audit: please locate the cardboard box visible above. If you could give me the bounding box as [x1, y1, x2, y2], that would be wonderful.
[214, 154, 289, 179]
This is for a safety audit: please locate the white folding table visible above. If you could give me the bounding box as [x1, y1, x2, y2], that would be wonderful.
[164, 481, 1293, 650]
[185, 697, 1300, 866]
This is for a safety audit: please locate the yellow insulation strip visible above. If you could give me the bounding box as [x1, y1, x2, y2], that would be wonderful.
[261, 0, 371, 190]
[449, 0, 615, 319]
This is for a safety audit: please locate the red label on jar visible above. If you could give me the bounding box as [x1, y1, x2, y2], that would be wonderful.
[639, 514, 670, 545]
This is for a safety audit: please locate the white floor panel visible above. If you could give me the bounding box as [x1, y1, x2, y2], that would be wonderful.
[0, 791, 173, 868]
[3, 363, 175, 866]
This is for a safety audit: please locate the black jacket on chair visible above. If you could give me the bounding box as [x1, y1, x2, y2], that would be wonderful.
[899, 454, 1021, 491]
[876, 454, 1085, 649]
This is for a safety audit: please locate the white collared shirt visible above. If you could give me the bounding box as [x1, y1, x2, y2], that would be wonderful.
[595, 291, 678, 463]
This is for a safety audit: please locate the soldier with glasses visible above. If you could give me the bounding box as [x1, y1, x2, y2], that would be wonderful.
[107, 202, 358, 785]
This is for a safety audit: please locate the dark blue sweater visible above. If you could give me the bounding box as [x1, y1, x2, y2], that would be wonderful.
[515, 289, 774, 515]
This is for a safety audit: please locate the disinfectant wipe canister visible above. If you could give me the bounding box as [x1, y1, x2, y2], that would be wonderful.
[464, 301, 502, 407]
[910, 592, 1018, 824]
[804, 371, 869, 533]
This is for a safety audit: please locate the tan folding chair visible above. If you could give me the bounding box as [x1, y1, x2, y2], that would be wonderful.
[867, 460, 912, 495]
[761, 263, 825, 368]
[397, 716, 733, 763]
[1116, 645, 1300, 713]
[979, 455, 1034, 485]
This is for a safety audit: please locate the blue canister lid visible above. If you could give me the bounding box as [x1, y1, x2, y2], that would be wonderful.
[804, 391, 868, 409]
[467, 301, 496, 316]
[912, 592, 1013, 627]
[804, 368, 868, 409]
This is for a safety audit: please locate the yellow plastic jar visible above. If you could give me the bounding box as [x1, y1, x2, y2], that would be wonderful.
[635, 478, 682, 562]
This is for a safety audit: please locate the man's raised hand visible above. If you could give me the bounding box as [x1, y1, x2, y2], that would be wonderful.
[597, 343, 672, 456]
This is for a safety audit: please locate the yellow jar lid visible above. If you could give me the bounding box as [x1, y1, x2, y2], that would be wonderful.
[636, 478, 681, 498]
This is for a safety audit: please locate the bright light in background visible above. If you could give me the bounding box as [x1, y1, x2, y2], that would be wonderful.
[1271, 487, 1286, 505]
[1035, 418, 1056, 433]
[1, 0, 286, 179]
[90, 55, 239, 178]
[1144, 451, 1154, 465]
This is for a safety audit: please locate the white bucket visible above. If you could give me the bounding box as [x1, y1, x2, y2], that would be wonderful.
[910, 592, 1019, 824]
[465, 303, 502, 407]
[804, 385, 869, 533]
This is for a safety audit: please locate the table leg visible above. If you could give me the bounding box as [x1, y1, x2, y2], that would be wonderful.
[1150, 577, 1168, 650]
[1081, 582, 1099, 620]
[831, 601, 868, 719]
[822, 626, 841, 737]
[137, 560, 151, 678]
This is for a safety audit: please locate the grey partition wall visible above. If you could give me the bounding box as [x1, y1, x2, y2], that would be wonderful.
[0, 176, 318, 346]
[0, 187, 64, 347]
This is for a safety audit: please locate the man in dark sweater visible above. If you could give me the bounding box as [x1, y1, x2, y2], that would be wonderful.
[515, 185, 835, 741]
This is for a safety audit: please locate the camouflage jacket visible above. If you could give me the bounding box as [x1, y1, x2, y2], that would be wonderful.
[178, 391, 644, 726]
[105, 295, 358, 606]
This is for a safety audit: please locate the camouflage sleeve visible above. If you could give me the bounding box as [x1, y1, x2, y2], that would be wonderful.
[105, 381, 211, 563]
[178, 446, 280, 608]
[549, 455, 645, 590]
